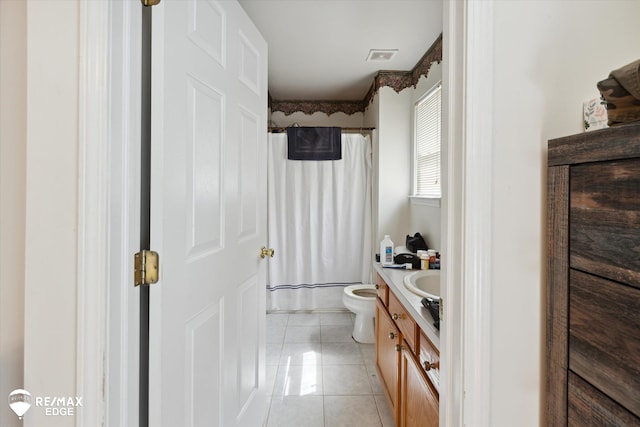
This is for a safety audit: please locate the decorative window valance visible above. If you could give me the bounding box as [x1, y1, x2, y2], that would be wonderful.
[270, 99, 365, 117]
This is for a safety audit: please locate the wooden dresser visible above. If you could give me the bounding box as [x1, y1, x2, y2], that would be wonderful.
[547, 123, 640, 426]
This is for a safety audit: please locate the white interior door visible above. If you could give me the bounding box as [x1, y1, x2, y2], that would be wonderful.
[148, 1, 268, 426]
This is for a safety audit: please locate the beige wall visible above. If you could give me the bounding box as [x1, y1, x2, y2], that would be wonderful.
[364, 61, 443, 253]
[0, 1, 27, 426]
[23, 1, 80, 426]
[374, 86, 412, 249]
[489, 1, 640, 425]
[1, 2, 80, 425]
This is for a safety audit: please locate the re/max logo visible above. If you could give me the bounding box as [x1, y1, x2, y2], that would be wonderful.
[35, 396, 83, 407]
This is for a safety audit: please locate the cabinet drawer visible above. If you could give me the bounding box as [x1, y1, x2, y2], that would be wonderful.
[389, 291, 417, 353]
[570, 159, 640, 289]
[569, 269, 640, 418]
[376, 273, 389, 307]
[419, 330, 440, 394]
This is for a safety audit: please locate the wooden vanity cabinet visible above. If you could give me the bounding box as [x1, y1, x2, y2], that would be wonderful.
[400, 343, 439, 427]
[375, 273, 440, 426]
[547, 124, 640, 426]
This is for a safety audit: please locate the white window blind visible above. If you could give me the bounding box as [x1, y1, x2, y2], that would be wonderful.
[414, 84, 441, 198]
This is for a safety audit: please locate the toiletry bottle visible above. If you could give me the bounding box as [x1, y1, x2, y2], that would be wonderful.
[417, 250, 429, 270]
[380, 235, 394, 266]
[427, 249, 437, 269]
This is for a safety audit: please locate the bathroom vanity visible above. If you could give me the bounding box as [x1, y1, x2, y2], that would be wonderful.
[374, 264, 440, 427]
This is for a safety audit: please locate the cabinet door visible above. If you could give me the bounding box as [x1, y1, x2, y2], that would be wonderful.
[376, 299, 400, 419]
[400, 345, 439, 427]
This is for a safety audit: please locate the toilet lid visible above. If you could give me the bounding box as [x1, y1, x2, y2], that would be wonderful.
[352, 288, 377, 298]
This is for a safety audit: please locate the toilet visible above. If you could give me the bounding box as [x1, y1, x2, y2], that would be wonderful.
[343, 284, 378, 344]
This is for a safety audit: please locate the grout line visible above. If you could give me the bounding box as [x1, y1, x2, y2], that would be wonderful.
[322, 394, 326, 427]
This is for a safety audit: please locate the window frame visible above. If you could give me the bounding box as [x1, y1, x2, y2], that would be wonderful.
[411, 81, 442, 206]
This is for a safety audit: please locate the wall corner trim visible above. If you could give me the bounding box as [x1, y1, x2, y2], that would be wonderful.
[77, 1, 110, 425]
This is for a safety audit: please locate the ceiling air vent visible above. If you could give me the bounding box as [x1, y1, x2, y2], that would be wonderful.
[366, 49, 398, 62]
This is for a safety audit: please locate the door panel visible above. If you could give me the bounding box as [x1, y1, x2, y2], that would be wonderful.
[237, 107, 260, 242]
[187, 0, 225, 65]
[237, 276, 260, 415]
[185, 302, 223, 427]
[186, 75, 224, 257]
[149, 1, 268, 426]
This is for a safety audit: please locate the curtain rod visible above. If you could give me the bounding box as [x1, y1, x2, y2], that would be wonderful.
[268, 126, 375, 133]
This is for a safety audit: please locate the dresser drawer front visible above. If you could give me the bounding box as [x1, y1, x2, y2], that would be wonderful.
[568, 372, 640, 427]
[389, 292, 417, 353]
[569, 269, 640, 418]
[570, 158, 640, 289]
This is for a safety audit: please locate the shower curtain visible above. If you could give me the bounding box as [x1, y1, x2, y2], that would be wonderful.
[267, 132, 372, 311]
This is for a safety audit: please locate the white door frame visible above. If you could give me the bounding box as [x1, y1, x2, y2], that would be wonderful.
[76, 1, 110, 426]
[77, 1, 142, 426]
[442, 1, 494, 426]
[77, 1, 495, 426]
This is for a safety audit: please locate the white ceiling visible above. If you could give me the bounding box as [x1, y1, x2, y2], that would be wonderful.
[238, 0, 443, 101]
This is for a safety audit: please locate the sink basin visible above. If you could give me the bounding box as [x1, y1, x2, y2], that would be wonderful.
[404, 270, 440, 299]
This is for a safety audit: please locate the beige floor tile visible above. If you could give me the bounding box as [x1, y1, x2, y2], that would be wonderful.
[324, 395, 382, 427]
[320, 312, 355, 325]
[273, 363, 323, 397]
[321, 325, 354, 343]
[323, 364, 373, 395]
[267, 396, 324, 427]
[284, 326, 321, 343]
[322, 342, 364, 365]
[287, 313, 321, 326]
[279, 343, 322, 366]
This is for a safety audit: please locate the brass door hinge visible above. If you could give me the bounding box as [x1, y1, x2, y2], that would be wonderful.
[141, 0, 160, 6]
[134, 250, 159, 286]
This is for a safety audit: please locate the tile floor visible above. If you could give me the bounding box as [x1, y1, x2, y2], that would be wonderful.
[265, 312, 395, 427]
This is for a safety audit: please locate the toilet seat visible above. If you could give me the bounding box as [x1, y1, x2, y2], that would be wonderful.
[344, 284, 377, 300]
[343, 284, 377, 344]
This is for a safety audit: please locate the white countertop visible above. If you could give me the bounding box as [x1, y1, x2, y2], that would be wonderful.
[374, 263, 440, 350]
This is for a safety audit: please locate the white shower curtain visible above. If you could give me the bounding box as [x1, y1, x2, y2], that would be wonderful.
[267, 132, 372, 311]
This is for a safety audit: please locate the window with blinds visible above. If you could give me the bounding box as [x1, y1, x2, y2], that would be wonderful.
[413, 83, 441, 198]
